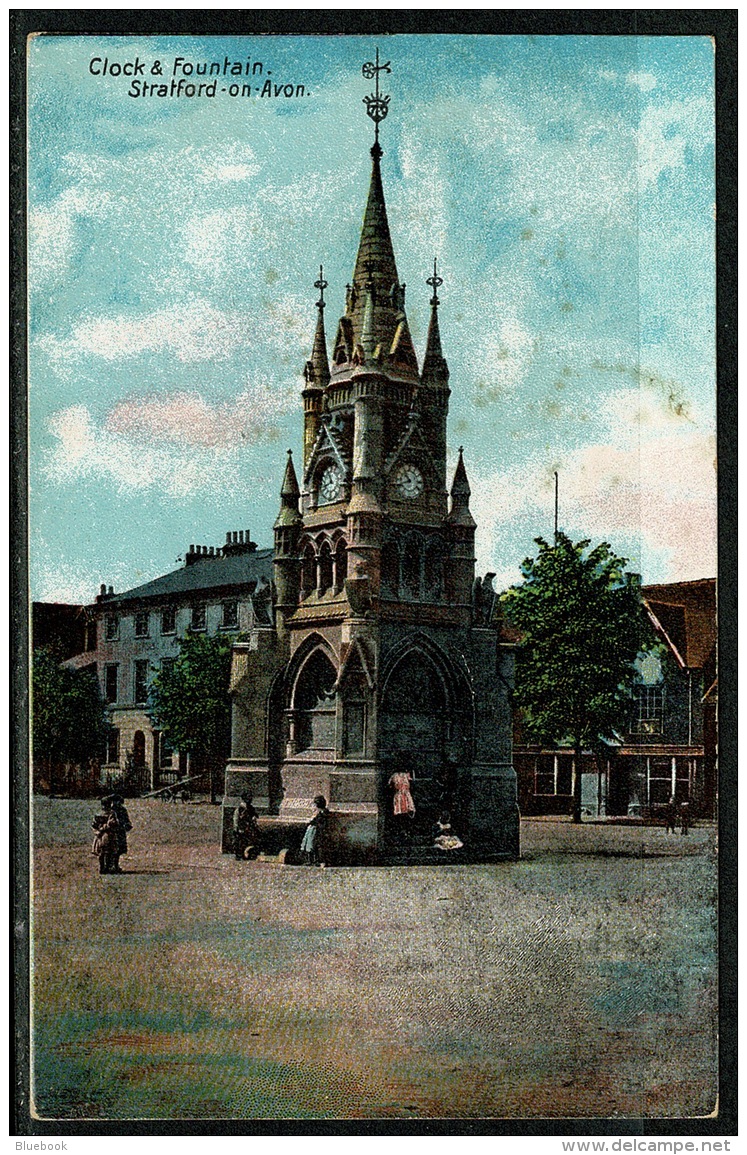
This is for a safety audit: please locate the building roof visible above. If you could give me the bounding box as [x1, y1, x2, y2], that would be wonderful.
[642, 577, 716, 670]
[100, 548, 274, 606]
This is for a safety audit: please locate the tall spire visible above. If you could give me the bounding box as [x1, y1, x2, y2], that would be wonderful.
[448, 447, 476, 527]
[275, 449, 302, 527]
[351, 139, 400, 303]
[330, 50, 419, 379]
[422, 258, 449, 384]
[304, 265, 330, 387]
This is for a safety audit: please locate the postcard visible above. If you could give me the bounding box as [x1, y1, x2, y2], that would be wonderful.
[20, 23, 726, 1130]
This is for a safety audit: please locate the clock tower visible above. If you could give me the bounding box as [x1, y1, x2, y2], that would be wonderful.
[223, 54, 520, 863]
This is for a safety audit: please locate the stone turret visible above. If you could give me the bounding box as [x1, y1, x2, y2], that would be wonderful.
[447, 447, 477, 607]
[302, 268, 330, 469]
[273, 450, 302, 631]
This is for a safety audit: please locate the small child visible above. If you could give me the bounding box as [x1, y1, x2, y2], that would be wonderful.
[432, 810, 464, 852]
[91, 800, 119, 875]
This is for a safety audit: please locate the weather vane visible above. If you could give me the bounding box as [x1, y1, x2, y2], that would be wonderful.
[426, 257, 443, 307]
[362, 47, 392, 148]
[314, 264, 327, 310]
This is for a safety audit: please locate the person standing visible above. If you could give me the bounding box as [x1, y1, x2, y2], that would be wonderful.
[91, 799, 119, 875]
[680, 800, 691, 836]
[388, 766, 415, 819]
[665, 795, 678, 834]
[108, 794, 132, 873]
[233, 793, 260, 860]
[300, 795, 329, 866]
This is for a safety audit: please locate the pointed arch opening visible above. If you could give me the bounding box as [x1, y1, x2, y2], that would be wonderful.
[318, 539, 334, 595]
[300, 542, 316, 602]
[292, 648, 337, 753]
[334, 537, 348, 591]
[424, 536, 447, 603]
[402, 534, 423, 600]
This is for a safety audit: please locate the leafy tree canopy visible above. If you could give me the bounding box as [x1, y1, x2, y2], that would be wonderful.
[32, 646, 109, 764]
[501, 533, 651, 817]
[149, 631, 235, 760]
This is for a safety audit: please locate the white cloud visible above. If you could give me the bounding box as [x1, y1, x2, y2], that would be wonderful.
[470, 381, 716, 587]
[626, 71, 657, 93]
[45, 395, 287, 498]
[29, 186, 112, 286]
[106, 386, 285, 448]
[637, 97, 713, 188]
[38, 300, 255, 373]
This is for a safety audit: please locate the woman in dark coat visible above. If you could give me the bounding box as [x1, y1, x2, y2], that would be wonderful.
[107, 794, 132, 873]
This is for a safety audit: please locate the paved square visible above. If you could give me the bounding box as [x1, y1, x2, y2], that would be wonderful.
[30, 799, 717, 1120]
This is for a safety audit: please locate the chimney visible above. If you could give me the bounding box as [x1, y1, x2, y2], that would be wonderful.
[100, 583, 106, 597]
[108, 585, 114, 595]
[226, 532, 231, 544]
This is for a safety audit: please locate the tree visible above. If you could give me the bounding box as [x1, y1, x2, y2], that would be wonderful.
[501, 533, 650, 822]
[32, 647, 109, 792]
[149, 631, 235, 803]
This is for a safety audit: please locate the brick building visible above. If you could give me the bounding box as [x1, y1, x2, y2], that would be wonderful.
[514, 578, 717, 820]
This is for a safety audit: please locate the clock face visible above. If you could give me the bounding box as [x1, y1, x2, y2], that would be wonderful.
[393, 463, 424, 499]
[319, 464, 342, 503]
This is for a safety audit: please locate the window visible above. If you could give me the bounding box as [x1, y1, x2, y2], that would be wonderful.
[105, 728, 120, 765]
[222, 600, 238, 629]
[134, 659, 149, 705]
[105, 664, 118, 703]
[534, 755, 573, 796]
[105, 615, 118, 640]
[85, 619, 97, 651]
[191, 604, 206, 631]
[632, 686, 664, 735]
[134, 611, 150, 638]
[161, 606, 176, 635]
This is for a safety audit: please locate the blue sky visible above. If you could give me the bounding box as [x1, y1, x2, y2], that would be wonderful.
[28, 33, 716, 601]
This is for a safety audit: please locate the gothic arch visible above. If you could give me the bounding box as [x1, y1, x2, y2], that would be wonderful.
[285, 633, 339, 705]
[380, 632, 473, 716]
[299, 538, 317, 602]
[318, 538, 334, 595]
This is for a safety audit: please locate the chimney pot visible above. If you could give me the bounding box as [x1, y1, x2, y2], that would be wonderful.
[108, 585, 114, 595]
[226, 532, 231, 544]
[239, 530, 245, 543]
[100, 583, 106, 596]
[232, 532, 237, 544]
[189, 544, 195, 553]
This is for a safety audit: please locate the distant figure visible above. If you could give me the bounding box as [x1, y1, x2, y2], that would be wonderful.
[300, 795, 329, 866]
[107, 794, 132, 873]
[233, 793, 260, 860]
[680, 800, 691, 836]
[665, 796, 678, 835]
[432, 810, 464, 852]
[91, 799, 118, 875]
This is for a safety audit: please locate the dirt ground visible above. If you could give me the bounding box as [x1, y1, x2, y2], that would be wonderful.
[28, 797, 718, 1122]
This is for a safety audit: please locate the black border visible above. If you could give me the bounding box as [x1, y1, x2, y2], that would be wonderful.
[11, 7, 737, 1138]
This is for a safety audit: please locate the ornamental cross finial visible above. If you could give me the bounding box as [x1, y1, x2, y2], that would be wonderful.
[314, 264, 328, 310]
[426, 257, 443, 307]
[362, 47, 392, 148]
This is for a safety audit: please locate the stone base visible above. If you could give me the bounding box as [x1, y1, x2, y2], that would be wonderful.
[221, 759, 520, 863]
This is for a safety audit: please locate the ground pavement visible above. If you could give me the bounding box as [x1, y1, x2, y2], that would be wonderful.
[28, 797, 718, 1121]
